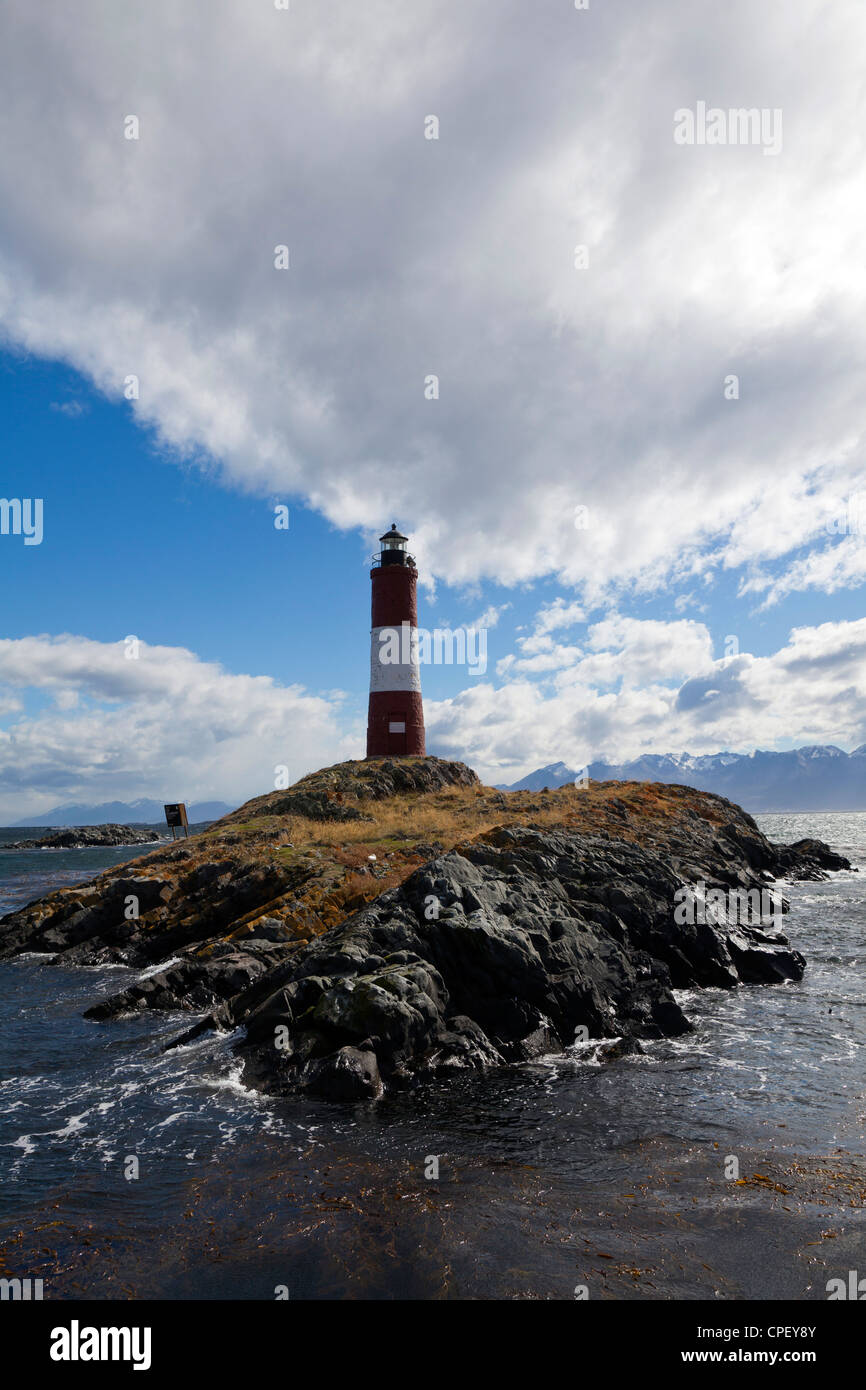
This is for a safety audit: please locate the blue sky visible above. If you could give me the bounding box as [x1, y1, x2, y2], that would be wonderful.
[1, 1, 865, 820]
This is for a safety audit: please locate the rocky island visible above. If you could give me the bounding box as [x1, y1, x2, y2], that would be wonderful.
[0, 758, 850, 1102]
[3, 824, 163, 851]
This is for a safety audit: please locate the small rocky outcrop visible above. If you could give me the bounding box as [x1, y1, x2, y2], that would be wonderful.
[772, 838, 852, 880]
[3, 824, 161, 851]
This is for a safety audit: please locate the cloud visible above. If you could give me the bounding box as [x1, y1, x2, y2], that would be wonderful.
[5, 617, 865, 812]
[427, 617, 866, 780]
[579, 616, 714, 687]
[0, 635, 350, 820]
[497, 643, 583, 676]
[674, 594, 707, 614]
[0, 0, 864, 601]
[496, 596, 586, 672]
[740, 533, 866, 608]
[532, 600, 586, 638]
[473, 603, 512, 630]
[3, 3, 865, 805]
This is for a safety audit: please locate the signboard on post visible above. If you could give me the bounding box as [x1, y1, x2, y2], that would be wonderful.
[164, 803, 190, 839]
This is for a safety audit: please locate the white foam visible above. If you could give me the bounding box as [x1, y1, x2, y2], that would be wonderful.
[137, 957, 181, 981]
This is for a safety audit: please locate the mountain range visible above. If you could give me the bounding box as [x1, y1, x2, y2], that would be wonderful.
[497, 745, 866, 812]
[9, 797, 236, 828]
[11, 745, 866, 823]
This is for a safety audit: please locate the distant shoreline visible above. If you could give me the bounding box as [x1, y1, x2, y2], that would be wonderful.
[0, 825, 166, 852]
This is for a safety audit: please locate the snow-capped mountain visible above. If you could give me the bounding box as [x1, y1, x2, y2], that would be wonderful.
[498, 746, 866, 811]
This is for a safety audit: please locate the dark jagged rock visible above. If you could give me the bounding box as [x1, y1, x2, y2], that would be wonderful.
[184, 824, 817, 1102]
[84, 939, 295, 1020]
[0, 860, 293, 968]
[303, 1045, 383, 1101]
[2, 824, 161, 850]
[772, 838, 855, 881]
[0, 876, 175, 960]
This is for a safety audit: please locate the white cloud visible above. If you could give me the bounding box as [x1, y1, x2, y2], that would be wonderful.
[3, 3, 865, 807]
[533, 600, 586, 638]
[0, 635, 350, 821]
[428, 617, 866, 781]
[496, 596, 586, 672]
[473, 603, 512, 630]
[497, 643, 583, 676]
[579, 616, 714, 687]
[741, 534, 866, 607]
[674, 594, 707, 614]
[0, 1, 864, 600]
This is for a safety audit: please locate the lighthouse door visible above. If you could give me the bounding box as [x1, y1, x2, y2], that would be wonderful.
[388, 714, 407, 755]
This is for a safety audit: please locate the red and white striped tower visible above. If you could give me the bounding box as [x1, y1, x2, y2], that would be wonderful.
[366, 524, 426, 758]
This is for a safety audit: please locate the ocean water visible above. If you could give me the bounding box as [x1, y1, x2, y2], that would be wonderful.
[0, 826, 172, 918]
[0, 813, 863, 1298]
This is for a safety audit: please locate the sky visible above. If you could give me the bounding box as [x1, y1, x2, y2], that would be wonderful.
[1, 0, 865, 821]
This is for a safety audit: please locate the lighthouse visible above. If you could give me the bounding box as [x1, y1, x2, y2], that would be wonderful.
[366, 524, 426, 758]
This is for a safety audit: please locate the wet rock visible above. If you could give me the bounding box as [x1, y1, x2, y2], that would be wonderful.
[0, 876, 174, 961]
[83, 940, 293, 1020]
[301, 1046, 382, 1101]
[773, 838, 854, 880]
[224, 824, 813, 1099]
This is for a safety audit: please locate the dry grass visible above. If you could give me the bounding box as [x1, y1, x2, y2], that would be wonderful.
[259, 779, 707, 858]
[200, 775, 738, 950]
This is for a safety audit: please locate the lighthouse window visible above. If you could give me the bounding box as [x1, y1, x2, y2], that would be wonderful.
[389, 721, 406, 733]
